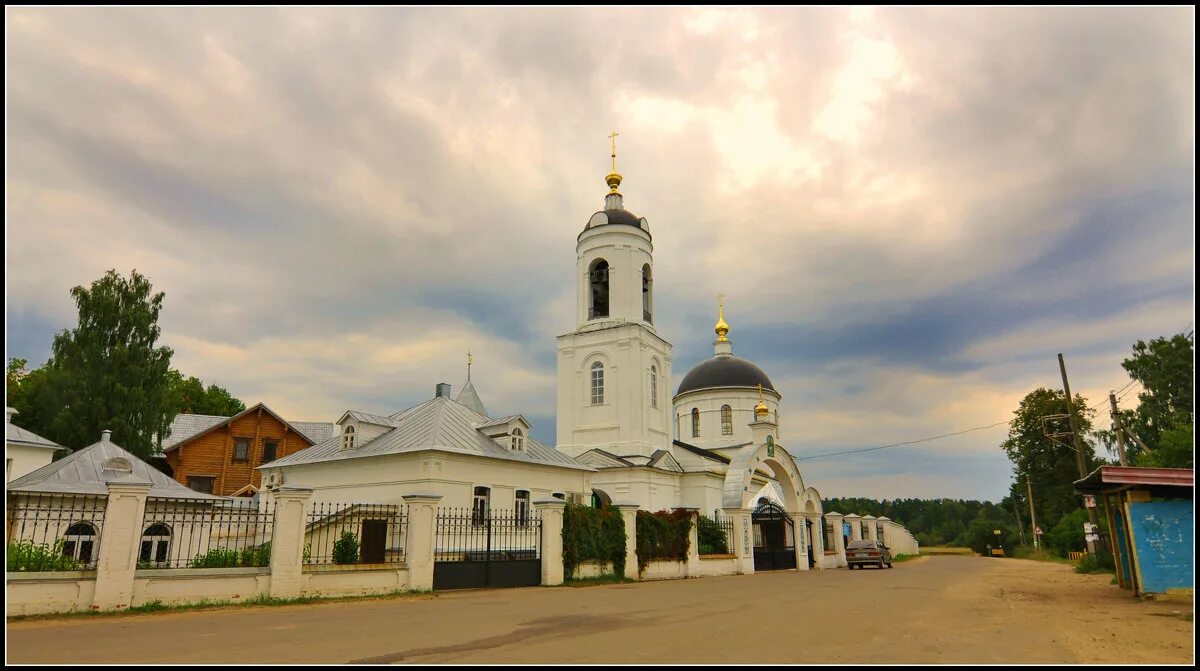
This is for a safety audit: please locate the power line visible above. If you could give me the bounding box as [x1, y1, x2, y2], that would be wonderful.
[793, 420, 1013, 462]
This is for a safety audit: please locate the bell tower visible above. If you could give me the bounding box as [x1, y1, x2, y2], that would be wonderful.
[555, 135, 673, 459]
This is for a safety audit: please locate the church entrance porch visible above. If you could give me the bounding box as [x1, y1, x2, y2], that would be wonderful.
[752, 501, 796, 571]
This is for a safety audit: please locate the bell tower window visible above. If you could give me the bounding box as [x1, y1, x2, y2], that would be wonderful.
[721, 405, 733, 435]
[642, 264, 653, 323]
[691, 408, 701, 437]
[589, 259, 609, 319]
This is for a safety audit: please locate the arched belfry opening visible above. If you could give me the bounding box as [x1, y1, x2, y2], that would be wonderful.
[642, 263, 653, 323]
[589, 259, 609, 319]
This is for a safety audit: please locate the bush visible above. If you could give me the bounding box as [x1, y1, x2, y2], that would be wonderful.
[188, 547, 242, 568]
[635, 509, 692, 571]
[1075, 552, 1115, 574]
[562, 503, 626, 579]
[240, 542, 271, 567]
[6, 540, 83, 572]
[697, 516, 729, 555]
[333, 531, 359, 564]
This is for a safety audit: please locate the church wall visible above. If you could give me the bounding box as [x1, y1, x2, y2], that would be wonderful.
[673, 387, 781, 448]
[588, 467, 680, 512]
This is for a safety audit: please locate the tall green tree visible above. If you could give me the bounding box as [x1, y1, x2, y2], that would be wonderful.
[44, 270, 175, 459]
[1001, 388, 1099, 537]
[165, 371, 246, 417]
[5, 358, 55, 439]
[1120, 333, 1194, 467]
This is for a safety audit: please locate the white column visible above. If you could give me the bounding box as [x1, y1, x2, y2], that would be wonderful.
[724, 506, 754, 575]
[613, 502, 639, 580]
[824, 512, 847, 568]
[678, 506, 700, 577]
[846, 514, 862, 541]
[790, 512, 810, 571]
[534, 498, 567, 586]
[268, 487, 313, 599]
[807, 513, 825, 569]
[92, 479, 151, 611]
[402, 494, 442, 591]
[863, 515, 878, 541]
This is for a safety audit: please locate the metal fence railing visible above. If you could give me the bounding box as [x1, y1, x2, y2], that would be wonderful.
[305, 502, 407, 567]
[697, 512, 735, 556]
[6, 494, 108, 572]
[139, 497, 275, 569]
[434, 508, 541, 562]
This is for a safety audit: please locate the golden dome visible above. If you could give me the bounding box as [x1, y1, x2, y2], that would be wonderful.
[754, 383, 769, 418]
[715, 296, 730, 342]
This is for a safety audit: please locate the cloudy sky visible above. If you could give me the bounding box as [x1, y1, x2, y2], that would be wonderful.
[5, 7, 1194, 501]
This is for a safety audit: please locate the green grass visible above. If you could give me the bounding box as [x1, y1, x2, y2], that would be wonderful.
[919, 546, 974, 556]
[560, 573, 635, 587]
[8, 588, 434, 622]
[1009, 547, 1076, 564]
[891, 554, 920, 563]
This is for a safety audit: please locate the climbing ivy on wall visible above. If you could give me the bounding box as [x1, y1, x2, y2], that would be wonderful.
[562, 503, 626, 579]
[635, 509, 693, 571]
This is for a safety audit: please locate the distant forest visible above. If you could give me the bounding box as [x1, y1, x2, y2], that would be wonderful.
[823, 497, 1020, 550]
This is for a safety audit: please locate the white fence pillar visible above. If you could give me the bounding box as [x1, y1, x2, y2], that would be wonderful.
[790, 512, 810, 571]
[92, 479, 151, 611]
[613, 502, 639, 580]
[534, 498, 566, 586]
[269, 487, 312, 599]
[824, 512, 847, 568]
[846, 514, 862, 542]
[402, 494, 442, 591]
[678, 507, 700, 577]
[724, 507, 754, 575]
[863, 515, 878, 541]
[807, 513, 826, 569]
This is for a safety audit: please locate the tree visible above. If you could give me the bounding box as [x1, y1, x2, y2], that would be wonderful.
[165, 371, 246, 417]
[1120, 333, 1194, 466]
[6, 358, 55, 441]
[44, 270, 175, 459]
[1001, 388, 1099, 537]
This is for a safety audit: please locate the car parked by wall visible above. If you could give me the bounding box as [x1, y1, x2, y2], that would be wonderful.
[847, 539, 892, 569]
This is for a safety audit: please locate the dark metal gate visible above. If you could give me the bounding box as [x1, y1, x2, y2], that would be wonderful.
[805, 518, 816, 568]
[433, 508, 541, 590]
[752, 501, 796, 571]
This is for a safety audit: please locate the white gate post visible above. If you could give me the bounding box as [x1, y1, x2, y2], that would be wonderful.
[533, 498, 567, 586]
[92, 478, 151, 611]
[402, 494, 442, 591]
[269, 487, 313, 599]
[790, 512, 810, 571]
[613, 502, 640, 580]
[724, 506, 754, 574]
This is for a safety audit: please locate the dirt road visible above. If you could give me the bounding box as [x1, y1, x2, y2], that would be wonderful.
[6, 556, 1194, 664]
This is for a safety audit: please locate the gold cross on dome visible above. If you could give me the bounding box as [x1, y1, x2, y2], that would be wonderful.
[609, 131, 619, 172]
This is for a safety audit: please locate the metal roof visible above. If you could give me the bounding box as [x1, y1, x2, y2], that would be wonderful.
[263, 397, 593, 472]
[8, 436, 225, 500]
[163, 405, 334, 452]
[1075, 466, 1195, 494]
[6, 418, 62, 451]
[338, 410, 398, 428]
[455, 381, 487, 417]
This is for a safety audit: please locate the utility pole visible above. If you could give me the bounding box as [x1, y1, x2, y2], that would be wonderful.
[1058, 353, 1102, 553]
[1013, 489, 1028, 547]
[1109, 392, 1128, 466]
[1025, 476, 1039, 551]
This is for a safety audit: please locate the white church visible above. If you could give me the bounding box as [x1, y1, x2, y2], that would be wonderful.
[261, 151, 844, 570]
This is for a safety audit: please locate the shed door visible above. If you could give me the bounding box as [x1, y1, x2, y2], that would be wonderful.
[361, 520, 387, 563]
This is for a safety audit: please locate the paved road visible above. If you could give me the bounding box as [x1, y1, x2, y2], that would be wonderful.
[6, 556, 1193, 664]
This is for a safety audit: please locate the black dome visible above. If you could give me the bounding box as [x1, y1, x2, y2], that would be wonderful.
[676, 356, 776, 395]
[599, 208, 642, 227]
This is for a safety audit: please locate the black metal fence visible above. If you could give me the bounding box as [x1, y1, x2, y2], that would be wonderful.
[697, 512, 735, 556]
[434, 508, 540, 562]
[139, 497, 275, 569]
[6, 494, 107, 572]
[305, 502, 407, 567]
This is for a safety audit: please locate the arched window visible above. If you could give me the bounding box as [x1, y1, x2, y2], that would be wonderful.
[511, 427, 525, 451]
[140, 523, 172, 565]
[62, 522, 97, 564]
[589, 259, 610, 319]
[691, 408, 701, 437]
[649, 365, 658, 408]
[590, 362, 605, 405]
[642, 264, 653, 323]
[515, 490, 530, 526]
[341, 425, 356, 450]
[721, 405, 733, 435]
